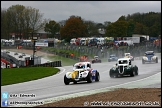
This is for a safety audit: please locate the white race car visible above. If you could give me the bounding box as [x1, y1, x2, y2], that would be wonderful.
[142, 51, 158, 64]
[124, 53, 134, 61]
[64, 62, 100, 85]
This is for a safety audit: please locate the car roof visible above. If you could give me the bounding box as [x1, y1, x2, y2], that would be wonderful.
[145, 51, 154, 54]
[74, 62, 91, 66]
[118, 58, 130, 61]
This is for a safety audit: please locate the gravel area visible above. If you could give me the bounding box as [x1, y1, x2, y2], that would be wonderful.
[36, 88, 161, 107]
[6, 49, 55, 57]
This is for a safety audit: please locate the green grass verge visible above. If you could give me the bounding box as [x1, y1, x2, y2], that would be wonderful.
[44, 55, 78, 66]
[1, 67, 60, 86]
[43, 55, 109, 66]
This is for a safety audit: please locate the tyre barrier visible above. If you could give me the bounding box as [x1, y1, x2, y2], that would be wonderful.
[23, 61, 62, 67]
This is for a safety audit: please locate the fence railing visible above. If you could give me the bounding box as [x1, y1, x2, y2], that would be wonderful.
[21, 61, 62, 68]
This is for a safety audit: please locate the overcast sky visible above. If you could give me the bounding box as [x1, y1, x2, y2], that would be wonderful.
[1, 1, 161, 24]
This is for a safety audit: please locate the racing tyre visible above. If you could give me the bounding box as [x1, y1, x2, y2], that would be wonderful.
[130, 69, 136, 77]
[87, 72, 92, 83]
[135, 69, 138, 75]
[73, 81, 77, 84]
[109, 71, 118, 78]
[95, 71, 100, 82]
[156, 57, 158, 63]
[64, 75, 70, 85]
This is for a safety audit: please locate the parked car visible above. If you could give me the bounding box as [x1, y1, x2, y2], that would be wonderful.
[108, 54, 118, 62]
[91, 56, 101, 63]
[109, 58, 138, 78]
[124, 53, 134, 61]
[64, 62, 100, 85]
[18, 55, 23, 58]
[142, 51, 158, 64]
[22, 53, 26, 56]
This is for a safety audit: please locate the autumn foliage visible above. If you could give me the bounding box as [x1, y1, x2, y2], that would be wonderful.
[60, 17, 87, 42]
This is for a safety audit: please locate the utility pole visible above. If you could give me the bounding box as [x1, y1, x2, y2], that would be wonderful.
[32, 35, 37, 65]
[159, 35, 161, 52]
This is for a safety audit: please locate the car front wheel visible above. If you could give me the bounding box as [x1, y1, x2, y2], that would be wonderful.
[109, 71, 118, 78]
[64, 75, 70, 85]
[87, 73, 92, 83]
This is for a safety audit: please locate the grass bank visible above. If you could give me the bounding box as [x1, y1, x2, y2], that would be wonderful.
[1, 67, 60, 86]
[43, 55, 79, 66]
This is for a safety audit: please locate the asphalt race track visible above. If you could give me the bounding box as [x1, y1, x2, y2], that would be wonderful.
[1, 55, 161, 107]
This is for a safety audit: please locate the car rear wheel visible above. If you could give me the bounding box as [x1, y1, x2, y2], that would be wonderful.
[130, 69, 136, 77]
[95, 71, 100, 82]
[135, 69, 138, 75]
[64, 75, 70, 85]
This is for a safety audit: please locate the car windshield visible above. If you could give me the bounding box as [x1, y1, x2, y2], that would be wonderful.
[94, 56, 98, 59]
[75, 65, 85, 69]
[119, 60, 128, 64]
[125, 54, 130, 56]
[145, 52, 154, 55]
[110, 55, 115, 57]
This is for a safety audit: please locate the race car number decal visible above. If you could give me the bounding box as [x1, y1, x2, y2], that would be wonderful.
[92, 72, 95, 76]
[71, 71, 78, 78]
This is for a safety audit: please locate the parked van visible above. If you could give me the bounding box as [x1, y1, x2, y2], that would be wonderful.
[97, 37, 105, 45]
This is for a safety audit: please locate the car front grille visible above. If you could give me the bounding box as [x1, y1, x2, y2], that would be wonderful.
[119, 66, 123, 73]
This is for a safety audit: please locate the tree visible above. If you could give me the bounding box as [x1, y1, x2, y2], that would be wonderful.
[104, 21, 111, 28]
[7, 5, 26, 39]
[84, 20, 98, 37]
[60, 16, 87, 42]
[127, 19, 135, 37]
[28, 7, 44, 39]
[133, 22, 145, 34]
[117, 15, 126, 21]
[1, 8, 8, 39]
[44, 20, 60, 38]
[105, 20, 128, 37]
